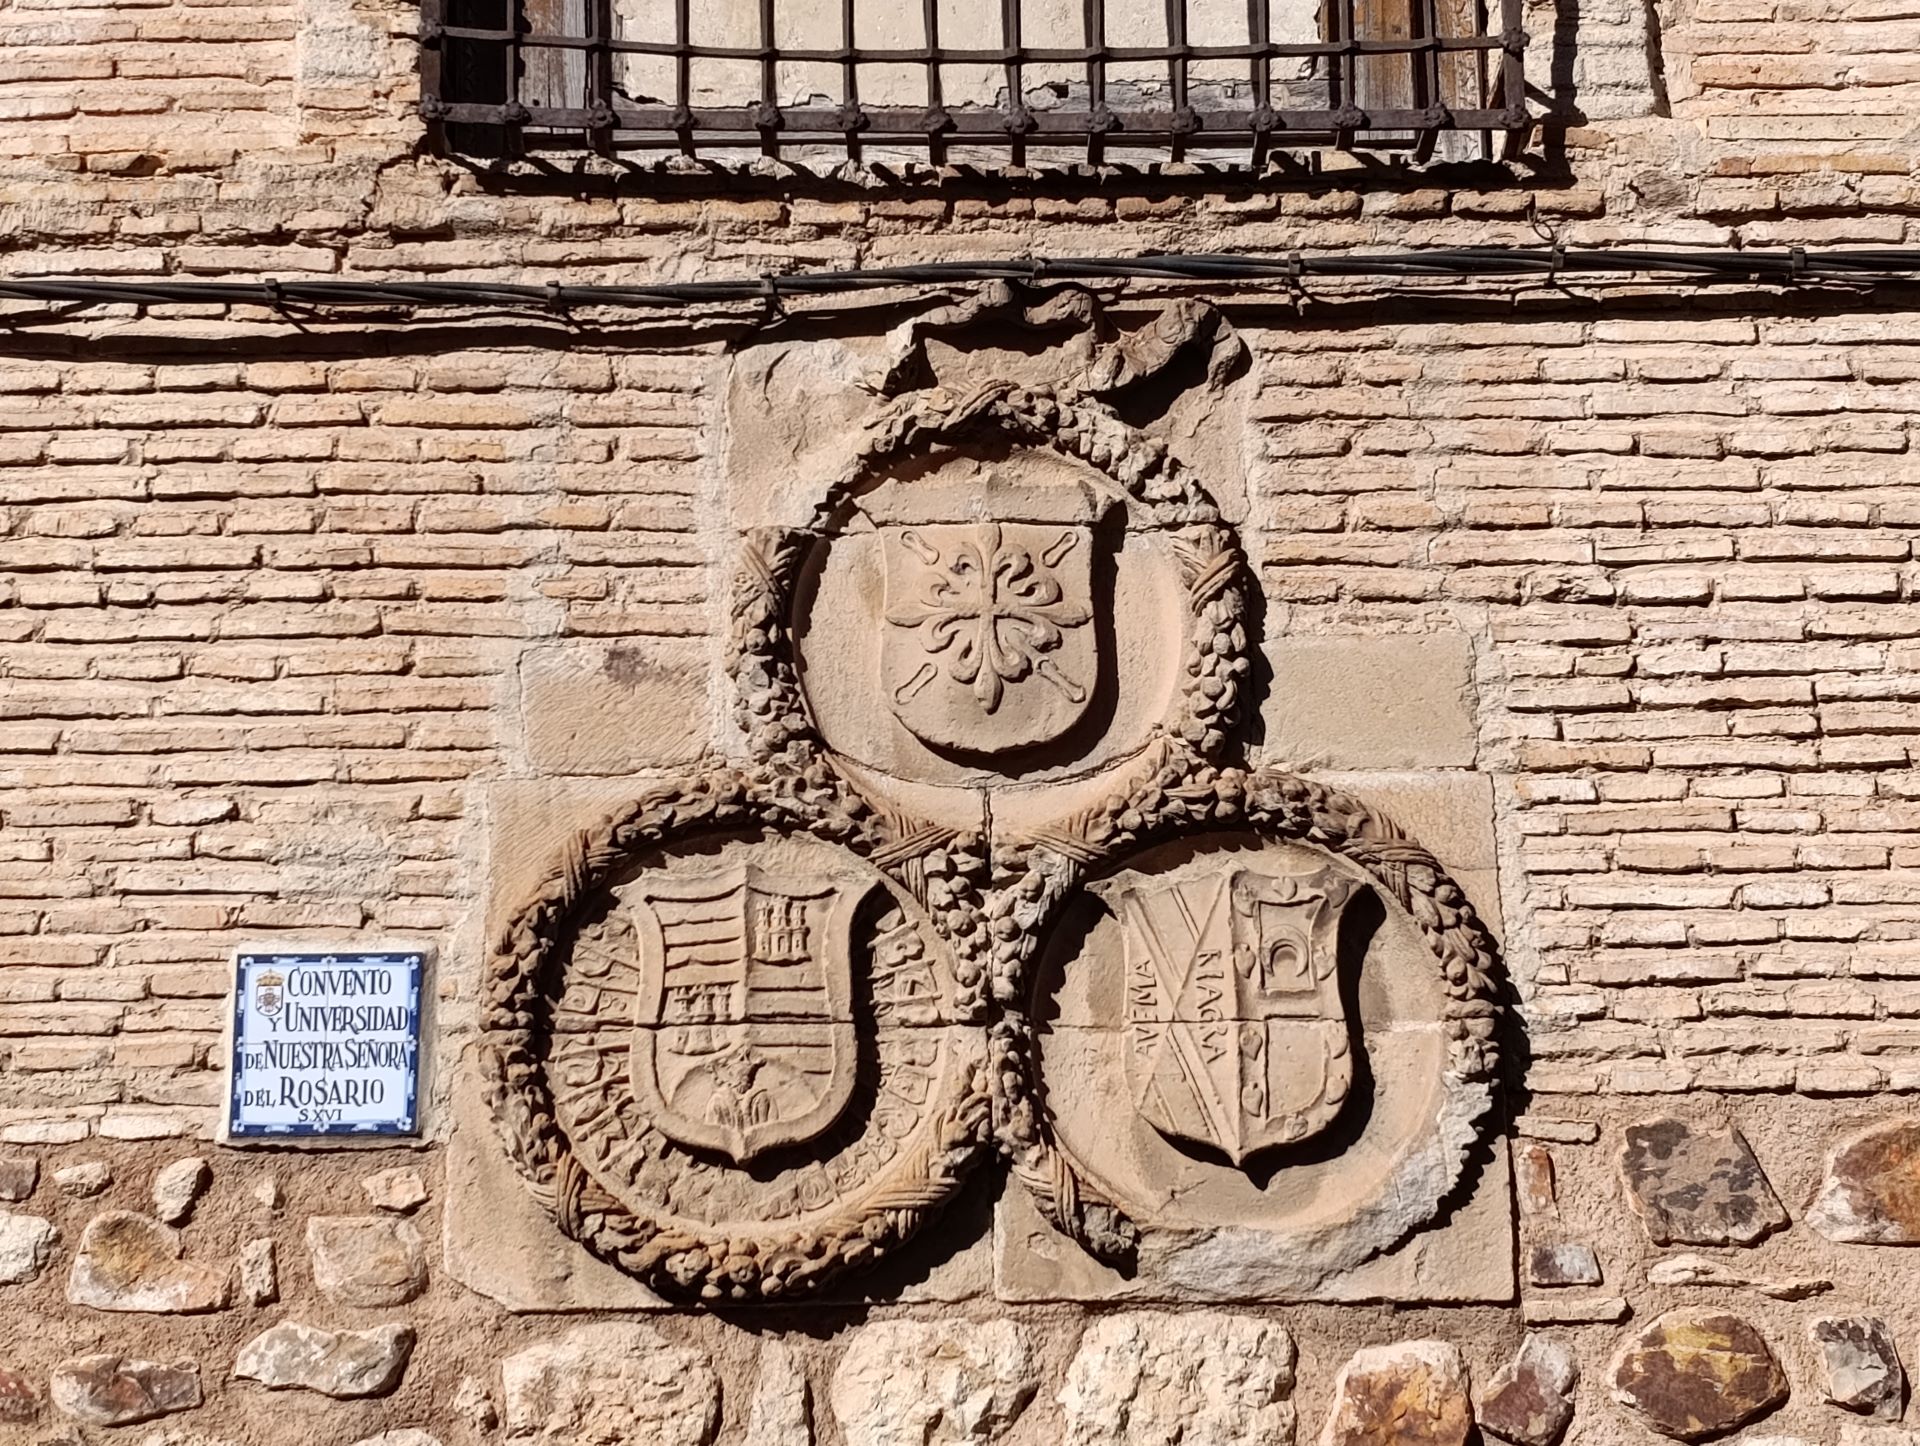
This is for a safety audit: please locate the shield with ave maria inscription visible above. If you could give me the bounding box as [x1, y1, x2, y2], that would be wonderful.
[1107, 864, 1359, 1166]
[629, 863, 865, 1164]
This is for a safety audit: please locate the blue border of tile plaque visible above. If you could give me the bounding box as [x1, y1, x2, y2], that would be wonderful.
[227, 950, 424, 1138]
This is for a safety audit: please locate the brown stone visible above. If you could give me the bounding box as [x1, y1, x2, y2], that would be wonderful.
[1809, 1118, 1920, 1244]
[1479, 1335, 1578, 1446]
[233, 1321, 415, 1399]
[1619, 1119, 1788, 1247]
[1610, 1309, 1788, 1442]
[1320, 1340, 1472, 1446]
[1812, 1316, 1905, 1420]
[0, 1156, 37, 1203]
[1527, 1243, 1601, 1288]
[1262, 633, 1478, 770]
[67, 1211, 231, 1314]
[0, 1366, 41, 1423]
[305, 1215, 427, 1306]
[520, 642, 709, 775]
[502, 1324, 719, 1446]
[50, 1354, 202, 1426]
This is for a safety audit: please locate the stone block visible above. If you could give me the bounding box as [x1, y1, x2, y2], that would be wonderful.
[1611, 1310, 1787, 1442]
[1060, 1312, 1296, 1446]
[306, 1215, 427, 1306]
[518, 641, 710, 775]
[830, 1320, 1034, 1446]
[67, 1211, 230, 1314]
[500, 1324, 717, 1446]
[0, 1211, 57, 1285]
[1480, 1335, 1578, 1446]
[50, 1355, 201, 1427]
[995, 1139, 1514, 1304]
[1321, 1339, 1471, 1446]
[1619, 1118, 1788, 1246]
[234, 1321, 415, 1399]
[1261, 634, 1478, 770]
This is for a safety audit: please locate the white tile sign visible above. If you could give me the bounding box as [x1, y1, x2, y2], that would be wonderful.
[227, 950, 424, 1138]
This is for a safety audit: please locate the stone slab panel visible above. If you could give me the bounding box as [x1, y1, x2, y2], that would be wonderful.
[994, 1138, 1514, 1304]
[1261, 634, 1479, 770]
[518, 642, 711, 775]
[442, 1049, 992, 1312]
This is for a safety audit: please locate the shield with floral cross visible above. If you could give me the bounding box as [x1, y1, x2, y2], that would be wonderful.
[880, 518, 1099, 754]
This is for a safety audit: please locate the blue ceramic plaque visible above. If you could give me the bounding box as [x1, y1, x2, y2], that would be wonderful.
[227, 950, 424, 1138]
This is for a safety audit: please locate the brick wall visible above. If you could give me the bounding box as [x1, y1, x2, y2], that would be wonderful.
[6, 0, 1920, 1440]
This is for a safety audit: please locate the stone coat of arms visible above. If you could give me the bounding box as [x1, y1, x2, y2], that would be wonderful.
[1103, 864, 1359, 1165]
[881, 518, 1098, 755]
[629, 864, 864, 1164]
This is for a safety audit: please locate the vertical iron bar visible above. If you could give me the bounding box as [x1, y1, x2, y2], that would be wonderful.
[1332, 0, 1354, 149]
[674, 0, 691, 153]
[1476, 0, 1490, 156]
[1003, 0, 1024, 166]
[1499, 0, 1526, 155]
[923, 0, 947, 164]
[1414, 0, 1441, 159]
[1085, 0, 1106, 165]
[1248, 0, 1270, 167]
[587, 0, 613, 153]
[843, 0, 861, 159]
[419, 0, 447, 152]
[1165, 0, 1188, 160]
[759, 0, 778, 155]
[504, 0, 522, 154]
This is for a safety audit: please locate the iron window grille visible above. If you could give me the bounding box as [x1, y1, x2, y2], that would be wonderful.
[420, 0, 1529, 167]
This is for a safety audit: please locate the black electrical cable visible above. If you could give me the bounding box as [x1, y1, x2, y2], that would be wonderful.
[3, 247, 1920, 316]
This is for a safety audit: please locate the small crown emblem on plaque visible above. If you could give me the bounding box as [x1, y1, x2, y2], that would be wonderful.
[253, 969, 285, 1017]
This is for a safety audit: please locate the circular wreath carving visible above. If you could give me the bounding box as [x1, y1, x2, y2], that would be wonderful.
[987, 744, 1506, 1266]
[483, 766, 993, 1300]
[729, 380, 1251, 773]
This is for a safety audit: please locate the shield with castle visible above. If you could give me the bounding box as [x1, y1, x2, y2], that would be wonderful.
[628, 863, 864, 1164]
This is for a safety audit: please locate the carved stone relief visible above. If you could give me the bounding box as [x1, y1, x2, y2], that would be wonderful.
[482, 293, 1511, 1302]
[483, 774, 992, 1301]
[988, 754, 1506, 1295]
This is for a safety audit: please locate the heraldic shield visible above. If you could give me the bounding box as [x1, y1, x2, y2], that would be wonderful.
[1112, 864, 1360, 1166]
[629, 864, 864, 1164]
[881, 519, 1097, 754]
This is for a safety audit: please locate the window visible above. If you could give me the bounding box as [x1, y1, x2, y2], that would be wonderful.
[421, 0, 1528, 166]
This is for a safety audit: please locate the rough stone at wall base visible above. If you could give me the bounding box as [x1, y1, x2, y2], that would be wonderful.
[0, 1365, 42, 1422]
[67, 1211, 231, 1313]
[1610, 1308, 1788, 1442]
[1808, 1118, 1920, 1243]
[50, 1354, 202, 1427]
[232, 1321, 416, 1399]
[499, 1323, 719, 1446]
[1059, 1312, 1297, 1446]
[1618, 1118, 1789, 1247]
[0, 1210, 57, 1285]
[54, 1162, 111, 1198]
[1813, 1316, 1906, 1420]
[741, 1338, 812, 1446]
[305, 1214, 428, 1306]
[1319, 1339, 1472, 1446]
[1478, 1335, 1578, 1446]
[1645, 1254, 1832, 1301]
[362, 1167, 428, 1214]
[0, 1157, 37, 1203]
[829, 1319, 1037, 1446]
[150, 1156, 210, 1225]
